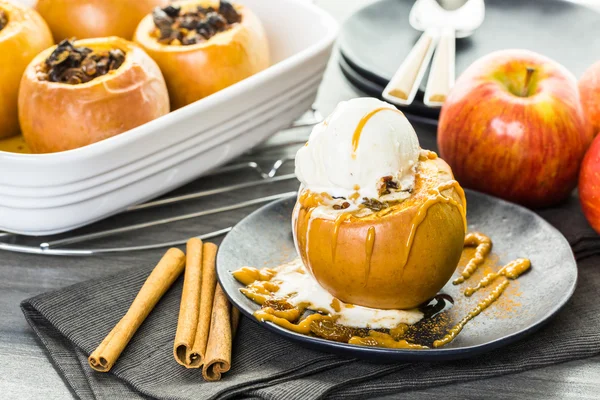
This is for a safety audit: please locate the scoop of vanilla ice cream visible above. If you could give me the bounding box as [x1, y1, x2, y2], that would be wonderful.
[295, 98, 420, 201]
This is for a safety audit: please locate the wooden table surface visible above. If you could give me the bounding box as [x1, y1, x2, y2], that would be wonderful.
[2, 1, 600, 398]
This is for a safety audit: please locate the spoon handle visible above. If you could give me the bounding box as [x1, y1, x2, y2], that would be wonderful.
[383, 29, 437, 107]
[424, 27, 455, 107]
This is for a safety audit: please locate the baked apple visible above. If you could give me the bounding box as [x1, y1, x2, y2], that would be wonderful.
[293, 98, 467, 310]
[35, 0, 168, 41]
[19, 37, 169, 153]
[0, 0, 53, 139]
[134, 0, 269, 109]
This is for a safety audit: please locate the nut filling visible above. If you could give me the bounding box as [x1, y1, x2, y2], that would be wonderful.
[0, 10, 7, 31]
[361, 197, 389, 211]
[151, 1, 241, 46]
[37, 39, 126, 85]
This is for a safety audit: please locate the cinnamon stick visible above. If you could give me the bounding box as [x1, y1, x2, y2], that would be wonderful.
[231, 306, 240, 338]
[202, 284, 235, 381]
[89, 248, 186, 372]
[173, 238, 204, 367]
[187, 242, 218, 367]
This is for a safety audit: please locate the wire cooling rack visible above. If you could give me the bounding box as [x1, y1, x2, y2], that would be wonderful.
[0, 108, 322, 256]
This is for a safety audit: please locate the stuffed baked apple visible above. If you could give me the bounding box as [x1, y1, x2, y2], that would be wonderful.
[19, 37, 169, 153]
[134, 0, 269, 109]
[0, 0, 53, 139]
[293, 98, 467, 310]
[35, 0, 168, 41]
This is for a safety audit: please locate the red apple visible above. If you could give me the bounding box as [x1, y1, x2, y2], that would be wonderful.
[438, 49, 593, 208]
[579, 61, 600, 137]
[579, 134, 600, 234]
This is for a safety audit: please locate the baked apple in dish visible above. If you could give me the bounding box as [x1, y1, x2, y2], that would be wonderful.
[35, 0, 168, 41]
[134, 0, 269, 109]
[0, 0, 53, 139]
[19, 37, 169, 153]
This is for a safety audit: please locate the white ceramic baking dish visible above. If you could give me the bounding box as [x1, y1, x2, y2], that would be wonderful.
[0, 0, 338, 235]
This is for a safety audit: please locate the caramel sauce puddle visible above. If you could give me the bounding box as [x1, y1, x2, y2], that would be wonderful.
[0, 135, 31, 154]
[233, 229, 532, 351]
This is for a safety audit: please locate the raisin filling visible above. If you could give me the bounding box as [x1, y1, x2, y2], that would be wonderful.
[151, 1, 241, 46]
[377, 175, 400, 196]
[37, 39, 126, 85]
[0, 10, 7, 31]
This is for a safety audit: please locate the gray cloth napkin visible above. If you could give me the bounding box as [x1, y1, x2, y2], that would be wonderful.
[21, 193, 600, 400]
[538, 193, 600, 254]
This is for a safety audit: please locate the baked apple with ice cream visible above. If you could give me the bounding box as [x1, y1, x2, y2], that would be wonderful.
[293, 98, 466, 310]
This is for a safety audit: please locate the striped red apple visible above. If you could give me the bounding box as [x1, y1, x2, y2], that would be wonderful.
[579, 134, 600, 234]
[438, 49, 593, 208]
[579, 61, 600, 137]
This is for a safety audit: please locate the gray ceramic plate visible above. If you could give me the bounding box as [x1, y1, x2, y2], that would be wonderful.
[217, 191, 577, 361]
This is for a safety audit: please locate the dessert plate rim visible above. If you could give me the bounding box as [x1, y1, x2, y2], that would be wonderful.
[216, 191, 577, 361]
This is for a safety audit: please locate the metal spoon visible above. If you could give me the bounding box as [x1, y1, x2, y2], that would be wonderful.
[383, 0, 485, 107]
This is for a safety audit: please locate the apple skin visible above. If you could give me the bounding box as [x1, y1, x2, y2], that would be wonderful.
[438, 49, 593, 208]
[579, 134, 600, 234]
[579, 61, 600, 137]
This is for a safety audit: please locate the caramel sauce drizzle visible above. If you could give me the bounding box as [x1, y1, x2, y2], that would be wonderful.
[389, 323, 409, 339]
[232, 267, 275, 286]
[0, 135, 31, 154]
[453, 232, 492, 284]
[239, 279, 280, 305]
[364, 226, 376, 284]
[239, 288, 268, 305]
[464, 258, 531, 297]
[439, 234, 532, 347]
[304, 207, 315, 268]
[330, 298, 342, 312]
[254, 311, 331, 335]
[261, 305, 302, 321]
[398, 180, 467, 276]
[236, 265, 426, 348]
[349, 331, 428, 349]
[298, 177, 467, 287]
[298, 190, 331, 209]
[419, 149, 438, 161]
[331, 213, 351, 261]
[351, 107, 403, 159]
[348, 192, 360, 201]
[433, 280, 510, 348]
[437, 235, 532, 348]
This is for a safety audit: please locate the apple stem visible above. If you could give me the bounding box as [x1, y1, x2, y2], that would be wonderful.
[522, 67, 536, 97]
